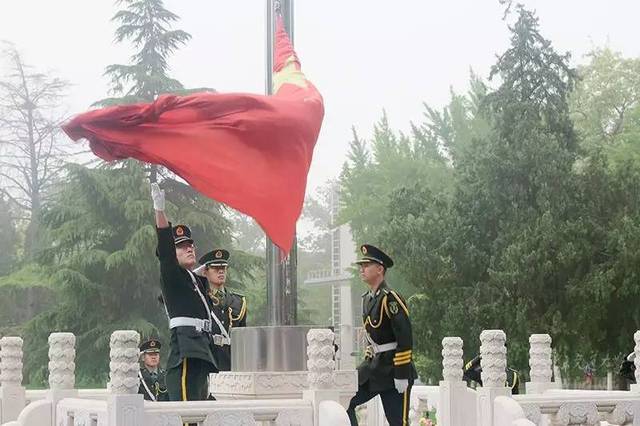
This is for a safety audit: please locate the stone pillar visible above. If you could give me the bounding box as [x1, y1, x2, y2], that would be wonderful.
[307, 328, 335, 390]
[303, 329, 352, 426]
[526, 334, 556, 394]
[438, 336, 468, 426]
[107, 330, 143, 426]
[0, 337, 26, 423]
[48, 333, 75, 390]
[631, 331, 640, 393]
[477, 330, 510, 426]
[48, 332, 78, 425]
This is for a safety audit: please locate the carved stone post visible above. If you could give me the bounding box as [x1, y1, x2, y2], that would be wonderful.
[48, 332, 78, 426]
[107, 330, 143, 426]
[303, 329, 353, 426]
[0, 337, 26, 422]
[438, 337, 468, 426]
[527, 334, 556, 394]
[477, 330, 510, 426]
[442, 337, 464, 382]
[49, 333, 75, 390]
[307, 328, 335, 390]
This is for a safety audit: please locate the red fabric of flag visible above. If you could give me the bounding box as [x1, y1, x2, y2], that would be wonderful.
[62, 17, 324, 255]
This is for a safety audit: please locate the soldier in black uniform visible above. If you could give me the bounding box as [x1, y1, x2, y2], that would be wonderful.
[346, 244, 417, 426]
[151, 183, 218, 403]
[138, 338, 169, 401]
[462, 355, 520, 394]
[197, 249, 247, 371]
[619, 352, 636, 389]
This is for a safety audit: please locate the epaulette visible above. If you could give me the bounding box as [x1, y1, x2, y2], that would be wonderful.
[386, 289, 410, 315]
[386, 288, 403, 301]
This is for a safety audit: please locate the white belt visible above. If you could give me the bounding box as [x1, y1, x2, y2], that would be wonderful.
[365, 332, 398, 354]
[168, 317, 230, 346]
[211, 334, 231, 347]
[169, 317, 212, 333]
[371, 341, 398, 353]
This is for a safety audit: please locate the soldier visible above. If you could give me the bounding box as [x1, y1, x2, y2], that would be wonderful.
[138, 338, 169, 401]
[151, 183, 218, 402]
[462, 355, 520, 394]
[197, 249, 247, 371]
[346, 244, 417, 426]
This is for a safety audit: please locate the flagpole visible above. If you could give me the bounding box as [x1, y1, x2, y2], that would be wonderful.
[266, 0, 297, 326]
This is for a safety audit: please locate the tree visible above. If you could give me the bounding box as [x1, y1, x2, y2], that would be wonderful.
[97, 0, 213, 181]
[342, 5, 584, 380]
[0, 195, 16, 274]
[340, 113, 452, 246]
[434, 5, 579, 376]
[99, 0, 193, 106]
[571, 48, 640, 164]
[0, 44, 72, 258]
[377, 6, 640, 382]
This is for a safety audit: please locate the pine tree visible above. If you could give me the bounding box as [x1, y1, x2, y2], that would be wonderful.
[97, 0, 206, 106]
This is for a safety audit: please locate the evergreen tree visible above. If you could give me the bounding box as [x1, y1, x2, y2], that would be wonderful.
[97, 0, 204, 106]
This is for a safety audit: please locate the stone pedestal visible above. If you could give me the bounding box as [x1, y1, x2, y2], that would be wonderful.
[48, 333, 78, 423]
[526, 334, 559, 394]
[107, 331, 143, 426]
[477, 330, 510, 426]
[210, 367, 357, 402]
[438, 336, 467, 426]
[0, 337, 25, 423]
[211, 328, 358, 418]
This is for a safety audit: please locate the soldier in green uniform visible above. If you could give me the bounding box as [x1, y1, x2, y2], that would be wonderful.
[197, 249, 247, 371]
[346, 244, 417, 426]
[151, 183, 218, 403]
[138, 338, 169, 401]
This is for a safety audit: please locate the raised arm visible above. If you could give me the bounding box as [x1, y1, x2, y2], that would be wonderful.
[151, 182, 169, 228]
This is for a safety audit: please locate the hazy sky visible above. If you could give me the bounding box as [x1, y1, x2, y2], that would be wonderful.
[2, 1, 639, 194]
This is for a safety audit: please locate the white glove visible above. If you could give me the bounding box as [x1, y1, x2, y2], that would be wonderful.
[394, 378, 409, 394]
[151, 182, 165, 211]
[193, 264, 206, 276]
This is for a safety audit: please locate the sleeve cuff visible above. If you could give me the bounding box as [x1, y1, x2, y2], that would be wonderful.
[393, 349, 412, 366]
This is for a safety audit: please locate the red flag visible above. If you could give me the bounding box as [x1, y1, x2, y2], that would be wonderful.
[62, 17, 324, 255]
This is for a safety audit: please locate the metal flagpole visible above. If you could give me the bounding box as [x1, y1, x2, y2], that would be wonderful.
[265, 0, 297, 326]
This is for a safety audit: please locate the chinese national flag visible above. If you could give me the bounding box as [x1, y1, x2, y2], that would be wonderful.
[62, 17, 324, 255]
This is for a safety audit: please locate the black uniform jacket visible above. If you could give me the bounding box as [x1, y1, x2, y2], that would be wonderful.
[138, 367, 169, 401]
[157, 226, 217, 371]
[358, 281, 418, 391]
[208, 288, 247, 371]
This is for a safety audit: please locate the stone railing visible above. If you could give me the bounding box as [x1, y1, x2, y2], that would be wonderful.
[492, 330, 640, 426]
[8, 326, 640, 426]
[0, 337, 25, 422]
[0, 328, 352, 426]
[56, 398, 108, 426]
[144, 399, 313, 425]
[512, 391, 640, 425]
[360, 329, 640, 426]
